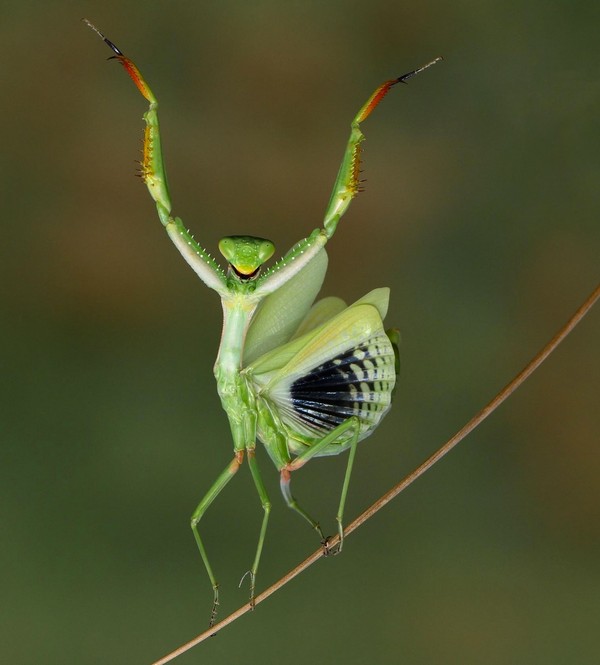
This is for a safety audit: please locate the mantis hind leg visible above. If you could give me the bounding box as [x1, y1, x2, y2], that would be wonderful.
[280, 416, 360, 554]
[190, 451, 243, 626]
[334, 426, 360, 554]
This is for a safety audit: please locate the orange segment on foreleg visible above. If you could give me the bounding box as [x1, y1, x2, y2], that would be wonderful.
[322, 56, 442, 238]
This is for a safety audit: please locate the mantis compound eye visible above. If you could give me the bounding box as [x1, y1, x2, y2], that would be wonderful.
[218, 236, 275, 280]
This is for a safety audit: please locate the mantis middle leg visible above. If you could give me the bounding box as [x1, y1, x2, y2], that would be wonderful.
[190, 451, 243, 626]
[244, 448, 272, 608]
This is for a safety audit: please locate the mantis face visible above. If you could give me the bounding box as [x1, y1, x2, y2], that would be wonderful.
[218, 236, 275, 281]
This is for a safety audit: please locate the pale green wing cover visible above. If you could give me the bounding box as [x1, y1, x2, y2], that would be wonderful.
[247, 287, 390, 377]
[290, 296, 347, 340]
[351, 286, 389, 320]
[243, 248, 328, 366]
[258, 302, 386, 389]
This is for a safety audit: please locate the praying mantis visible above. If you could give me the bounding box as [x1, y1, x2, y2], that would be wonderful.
[85, 19, 441, 625]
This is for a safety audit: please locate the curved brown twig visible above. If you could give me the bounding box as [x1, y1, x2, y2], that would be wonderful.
[152, 282, 600, 665]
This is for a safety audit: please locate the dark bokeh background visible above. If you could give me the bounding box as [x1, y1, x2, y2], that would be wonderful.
[2, 2, 599, 664]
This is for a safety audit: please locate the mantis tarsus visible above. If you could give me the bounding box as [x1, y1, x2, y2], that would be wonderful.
[85, 19, 441, 625]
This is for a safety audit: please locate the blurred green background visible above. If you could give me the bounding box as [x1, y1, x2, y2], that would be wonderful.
[2, 1, 599, 664]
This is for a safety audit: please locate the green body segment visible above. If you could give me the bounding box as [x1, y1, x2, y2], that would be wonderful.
[86, 19, 439, 626]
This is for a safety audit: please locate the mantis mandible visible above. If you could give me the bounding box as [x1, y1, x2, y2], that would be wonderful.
[85, 19, 441, 625]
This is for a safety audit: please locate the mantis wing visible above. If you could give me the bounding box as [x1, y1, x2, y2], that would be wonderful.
[243, 248, 329, 365]
[290, 296, 347, 340]
[286, 283, 390, 340]
[247, 288, 398, 451]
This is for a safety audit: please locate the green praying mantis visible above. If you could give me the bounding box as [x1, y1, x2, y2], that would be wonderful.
[85, 19, 441, 625]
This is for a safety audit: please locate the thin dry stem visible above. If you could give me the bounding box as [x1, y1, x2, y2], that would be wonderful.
[152, 282, 600, 665]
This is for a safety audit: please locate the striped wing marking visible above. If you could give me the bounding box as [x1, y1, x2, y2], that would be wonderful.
[249, 303, 397, 443]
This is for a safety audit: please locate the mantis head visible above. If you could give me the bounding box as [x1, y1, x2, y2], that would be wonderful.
[218, 236, 275, 281]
